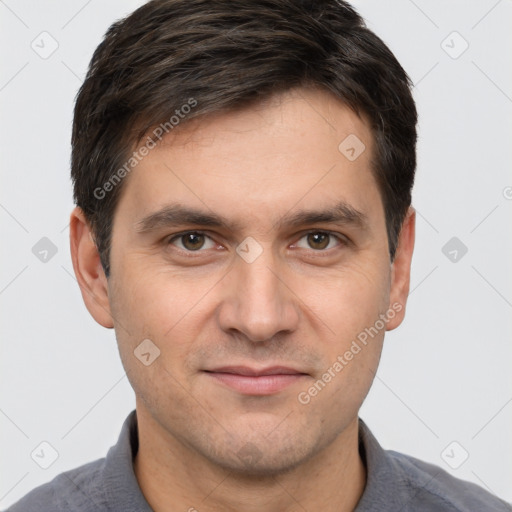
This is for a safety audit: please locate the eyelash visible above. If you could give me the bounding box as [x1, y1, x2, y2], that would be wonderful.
[165, 230, 348, 256]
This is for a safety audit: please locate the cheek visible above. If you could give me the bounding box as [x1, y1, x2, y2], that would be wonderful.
[108, 272, 203, 415]
[306, 257, 390, 331]
[300, 257, 389, 398]
[110, 267, 214, 377]
[113, 264, 204, 332]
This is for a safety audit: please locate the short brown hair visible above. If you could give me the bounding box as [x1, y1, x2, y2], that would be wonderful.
[71, 0, 417, 278]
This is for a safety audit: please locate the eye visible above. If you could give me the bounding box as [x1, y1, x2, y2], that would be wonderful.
[168, 231, 216, 251]
[294, 231, 345, 251]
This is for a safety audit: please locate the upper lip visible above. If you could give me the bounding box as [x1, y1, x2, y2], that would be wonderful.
[205, 365, 307, 377]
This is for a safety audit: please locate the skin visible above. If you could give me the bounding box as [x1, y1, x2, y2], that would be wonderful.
[70, 86, 415, 512]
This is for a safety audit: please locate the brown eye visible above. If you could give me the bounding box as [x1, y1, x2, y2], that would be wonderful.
[181, 233, 205, 250]
[294, 231, 344, 251]
[307, 232, 330, 250]
[169, 232, 215, 252]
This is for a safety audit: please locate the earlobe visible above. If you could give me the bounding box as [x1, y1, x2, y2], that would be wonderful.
[69, 206, 114, 328]
[386, 206, 416, 331]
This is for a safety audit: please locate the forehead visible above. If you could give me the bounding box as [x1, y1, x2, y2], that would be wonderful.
[115, 87, 383, 234]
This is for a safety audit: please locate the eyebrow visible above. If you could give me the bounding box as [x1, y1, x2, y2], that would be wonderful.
[135, 200, 369, 235]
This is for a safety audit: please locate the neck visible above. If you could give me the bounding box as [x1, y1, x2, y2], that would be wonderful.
[133, 408, 366, 512]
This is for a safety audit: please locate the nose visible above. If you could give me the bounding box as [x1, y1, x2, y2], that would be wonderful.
[217, 245, 300, 343]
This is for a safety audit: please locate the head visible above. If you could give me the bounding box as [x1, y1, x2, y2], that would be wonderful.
[70, 0, 417, 475]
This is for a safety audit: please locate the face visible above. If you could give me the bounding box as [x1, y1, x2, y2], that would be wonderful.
[72, 87, 414, 476]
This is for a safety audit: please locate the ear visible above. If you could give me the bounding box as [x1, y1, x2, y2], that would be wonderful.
[69, 206, 114, 328]
[386, 206, 415, 331]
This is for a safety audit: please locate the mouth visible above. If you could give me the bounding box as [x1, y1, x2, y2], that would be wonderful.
[203, 365, 309, 395]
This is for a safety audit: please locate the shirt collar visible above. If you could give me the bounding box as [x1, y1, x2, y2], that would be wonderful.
[102, 410, 153, 511]
[355, 417, 407, 511]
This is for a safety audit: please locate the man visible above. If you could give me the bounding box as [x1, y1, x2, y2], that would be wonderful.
[6, 0, 511, 511]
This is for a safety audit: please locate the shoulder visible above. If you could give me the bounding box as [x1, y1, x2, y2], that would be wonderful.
[4, 410, 149, 512]
[3, 457, 109, 512]
[387, 449, 512, 512]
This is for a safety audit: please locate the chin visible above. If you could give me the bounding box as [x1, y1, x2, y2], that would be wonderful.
[203, 429, 320, 478]
[216, 449, 312, 478]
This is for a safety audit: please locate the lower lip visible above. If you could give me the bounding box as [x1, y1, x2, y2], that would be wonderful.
[204, 372, 307, 395]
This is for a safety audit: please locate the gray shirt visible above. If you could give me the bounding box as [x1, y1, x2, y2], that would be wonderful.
[5, 410, 511, 511]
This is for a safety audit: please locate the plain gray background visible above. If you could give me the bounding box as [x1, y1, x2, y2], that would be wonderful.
[1, 0, 511, 508]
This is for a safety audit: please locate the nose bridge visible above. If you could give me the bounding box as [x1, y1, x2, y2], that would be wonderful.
[240, 256, 280, 306]
[218, 240, 299, 342]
